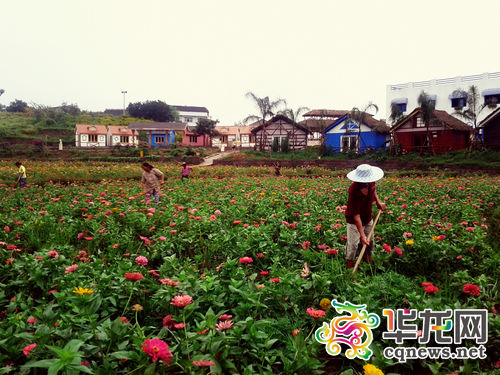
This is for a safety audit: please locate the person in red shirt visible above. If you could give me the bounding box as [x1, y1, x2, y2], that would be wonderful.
[344, 164, 386, 268]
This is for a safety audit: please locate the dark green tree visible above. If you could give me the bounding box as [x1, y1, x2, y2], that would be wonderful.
[389, 102, 405, 124]
[280, 137, 289, 153]
[6, 99, 28, 113]
[127, 100, 177, 122]
[417, 91, 437, 154]
[194, 118, 219, 147]
[278, 106, 309, 122]
[271, 137, 280, 152]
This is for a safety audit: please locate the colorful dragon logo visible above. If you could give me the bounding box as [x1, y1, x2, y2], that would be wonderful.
[315, 300, 380, 360]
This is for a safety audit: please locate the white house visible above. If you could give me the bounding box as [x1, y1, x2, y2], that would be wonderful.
[172, 105, 209, 126]
[107, 126, 138, 147]
[75, 124, 108, 147]
[386, 72, 500, 125]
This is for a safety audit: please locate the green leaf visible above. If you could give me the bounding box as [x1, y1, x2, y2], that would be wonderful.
[22, 359, 56, 369]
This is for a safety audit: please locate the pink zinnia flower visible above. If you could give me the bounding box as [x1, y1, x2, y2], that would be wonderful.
[270, 278, 280, 283]
[463, 283, 480, 297]
[209, 215, 217, 221]
[239, 257, 253, 264]
[301, 263, 310, 278]
[124, 272, 143, 281]
[257, 253, 263, 259]
[171, 294, 193, 308]
[48, 250, 59, 258]
[65, 264, 78, 274]
[23, 343, 37, 356]
[306, 308, 326, 318]
[27, 317, 37, 324]
[141, 338, 173, 364]
[135, 256, 148, 267]
[174, 322, 185, 329]
[302, 241, 311, 250]
[317, 244, 328, 250]
[233, 220, 241, 225]
[160, 278, 180, 286]
[218, 314, 233, 320]
[216, 320, 234, 331]
[465, 227, 475, 232]
[192, 360, 216, 367]
[403, 232, 412, 237]
[394, 247, 403, 256]
[260, 271, 269, 276]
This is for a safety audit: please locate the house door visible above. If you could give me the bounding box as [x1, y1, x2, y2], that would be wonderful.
[413, 134, 426, 152]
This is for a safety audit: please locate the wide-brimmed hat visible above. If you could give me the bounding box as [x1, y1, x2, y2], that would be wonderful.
[347, 164, 384, 183]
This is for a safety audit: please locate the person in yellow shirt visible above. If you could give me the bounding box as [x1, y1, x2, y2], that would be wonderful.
[15, 161, 27, 188]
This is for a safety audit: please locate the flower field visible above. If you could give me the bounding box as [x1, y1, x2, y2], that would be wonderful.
[0, 163, 499, 375]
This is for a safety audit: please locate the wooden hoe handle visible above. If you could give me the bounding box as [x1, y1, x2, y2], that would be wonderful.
[352, 210, 382, 274]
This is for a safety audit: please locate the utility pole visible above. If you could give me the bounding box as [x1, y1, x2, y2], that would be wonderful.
[121, 90, 127, 115]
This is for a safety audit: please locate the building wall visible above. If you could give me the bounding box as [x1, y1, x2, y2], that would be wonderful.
[387, 72, 500, 125]
[178, 110, 209, 125]
[182, 132, 210, 147]
[394, 126, 469, 154]
[483, 118, 500, 150]
[324, 118, 388, 152]
[253, 122, 308, 150]
[75, 132, 107, 147]
[109, 134, 138, 147]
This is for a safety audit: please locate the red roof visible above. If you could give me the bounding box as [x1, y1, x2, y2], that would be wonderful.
[303, 109, 351, 118]
[75, 124, 107, 134]
[391, 108, 471, 132]
[107, 125, 134, 136]
[215, 125, 255, 135]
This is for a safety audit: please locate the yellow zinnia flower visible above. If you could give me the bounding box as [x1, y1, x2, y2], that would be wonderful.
[363, 363, 384, 375]
[319, 298, 331, 311]
[405, 240, 414, 245]
[72, 287, 94, 295]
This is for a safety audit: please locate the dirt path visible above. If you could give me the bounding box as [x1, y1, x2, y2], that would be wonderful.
[198, 151, 238, 166]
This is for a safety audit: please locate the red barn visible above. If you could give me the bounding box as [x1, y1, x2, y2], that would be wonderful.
[391, 108, 471, 154]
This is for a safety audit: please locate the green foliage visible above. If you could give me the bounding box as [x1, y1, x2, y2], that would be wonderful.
[6, 99, 28, 113]
[271, 138, 280, 152]
[127, 101, 177, 122]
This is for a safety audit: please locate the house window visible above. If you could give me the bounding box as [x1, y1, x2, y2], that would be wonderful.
[120, 136, 129, 143]
[221, 136, 228, 143]
[189, 135, 198, 143]
[341, 135, 357, 152]
[416, 118, 425, 128]
[484, 94, 500, 106]
[88, 134, 98, 142]
[451, 97, 467, 109]
[154, 136, 165, 144]
[397, 103, 407, 112]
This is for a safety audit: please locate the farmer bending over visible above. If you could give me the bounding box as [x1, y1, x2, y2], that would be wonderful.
[141, 162, 164, 206]
[344, 164, 386, 269]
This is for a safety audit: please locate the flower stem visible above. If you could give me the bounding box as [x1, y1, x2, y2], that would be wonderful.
[121, 288, 133, 316]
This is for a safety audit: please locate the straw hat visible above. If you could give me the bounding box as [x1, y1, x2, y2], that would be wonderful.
[347, 164, 384, 183]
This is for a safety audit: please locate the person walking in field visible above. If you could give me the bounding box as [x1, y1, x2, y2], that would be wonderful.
[141, 162, 164, 206]
[344, 164, 386, 269]
[181, 162, 192, 180]
[15, 161, 27, 188]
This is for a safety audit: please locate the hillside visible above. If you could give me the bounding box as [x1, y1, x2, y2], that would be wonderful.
[0, 111, 141, 152]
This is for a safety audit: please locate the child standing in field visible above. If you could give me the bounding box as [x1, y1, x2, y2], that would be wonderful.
[141, 162, 164, 205]
[181, 162, 192, 180]
[15, 161, 27, 188]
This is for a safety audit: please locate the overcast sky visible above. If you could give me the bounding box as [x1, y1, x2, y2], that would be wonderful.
[1, 0, 499, 124]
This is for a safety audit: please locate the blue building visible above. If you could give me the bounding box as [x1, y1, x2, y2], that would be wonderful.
[128, 122, 186, 147]
[323, 114, 390, 153]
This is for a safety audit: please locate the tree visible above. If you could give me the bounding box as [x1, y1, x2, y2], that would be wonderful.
[417, 91, 437, 155]
[6, 99, 28, 113]
[350, 102, 378, 153]
[280, 137, 290, 153]
[127, 100, 177, 122]
[60, 102, 81, 116]
[194, 118, 219, 147]
[278, 106, 310, 123]
[389, 102, 405, 124]
[243, 92, 286, 151]
[452, 85, 497, 147]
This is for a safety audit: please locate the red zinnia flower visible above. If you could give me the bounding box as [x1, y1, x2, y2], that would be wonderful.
[239, 257, 253, 264]
[124, 272, 143, 281]
[270, 278, 280, 283]
[424, 285, 439, 293]
[218, 314, 233, 320]
[163, 315, 176, 329]
[382, 244, 392, 254]
[65, 264, 78, 274]
[23, 343, 37, 356]
[463, 283, 480, 297]
[141, 338, 172, 364]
